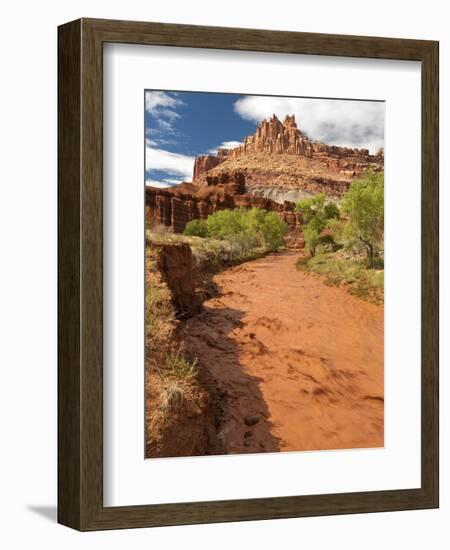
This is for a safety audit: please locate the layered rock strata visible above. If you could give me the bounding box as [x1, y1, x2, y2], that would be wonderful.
[146, 172, 302, 244]
[193, 114, 383, 184]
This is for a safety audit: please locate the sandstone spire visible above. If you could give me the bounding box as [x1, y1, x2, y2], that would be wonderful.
[192, 114, 382, 183]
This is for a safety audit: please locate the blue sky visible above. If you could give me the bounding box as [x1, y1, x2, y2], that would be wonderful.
[145, 90, 385, 187]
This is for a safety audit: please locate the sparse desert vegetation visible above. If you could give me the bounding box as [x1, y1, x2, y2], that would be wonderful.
[296, 251, 384, 305]
[184, 207, 288, 261]
[148, 227, 263, 272]
[295, 171, 384, 305]
[145, 243, 215, 458]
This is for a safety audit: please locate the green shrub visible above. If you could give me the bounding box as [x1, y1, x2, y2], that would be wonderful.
[296, 194, 340, 256]
[184, 218, 208, 237]
[341, 170, 384, 268]
[185, 207, 288, 258]
[205, 209, 243, 240]
[190, 238, 235, 270]
[303, 225, 321, 256]
[296, 193, 339, 225]
[259, 211, 288, 251]
[161, 347, 198, 379]
[296, 251, 384, 305]
[324, 201, 340, 221]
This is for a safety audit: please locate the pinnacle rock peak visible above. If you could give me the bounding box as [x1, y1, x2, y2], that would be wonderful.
[260, 114, 297, 128]
[283, 114, 297, 128]
[192, 113, 383, 184]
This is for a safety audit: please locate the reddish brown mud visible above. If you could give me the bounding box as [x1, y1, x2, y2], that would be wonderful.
[183, 252, 384, 454]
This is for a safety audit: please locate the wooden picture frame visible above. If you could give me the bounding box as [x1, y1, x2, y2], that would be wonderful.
[58, 18, 439, 531]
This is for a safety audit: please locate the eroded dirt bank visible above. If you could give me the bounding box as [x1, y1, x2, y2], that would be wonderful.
[183, 251, 384, 454]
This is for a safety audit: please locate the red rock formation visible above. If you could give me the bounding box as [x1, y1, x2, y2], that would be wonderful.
[154, 242, 202, 317]
[230, 114, 314, 158]
[193, 154, 225, 183]
[146, 172, 302, 240]
[192, 114, 383, 183]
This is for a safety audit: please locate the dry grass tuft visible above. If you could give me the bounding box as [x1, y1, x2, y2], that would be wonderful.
[159, 380, 187, 416]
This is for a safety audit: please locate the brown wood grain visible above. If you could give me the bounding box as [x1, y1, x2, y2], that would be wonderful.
[57, 19, 82, 529]
[57, 18, 439, 531]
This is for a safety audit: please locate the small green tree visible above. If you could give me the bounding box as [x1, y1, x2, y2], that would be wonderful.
[341, 170, 384, 268]
[324, 201, 340, 221]
[296, 194, 340, 256]
[183, 218, 208, 237]
[205, 209, 240, 240]
[303, 225, 321, 257]
[259, 212, 288, 251]
[296, 193, 326, 224]
[205, 209, 255, 258]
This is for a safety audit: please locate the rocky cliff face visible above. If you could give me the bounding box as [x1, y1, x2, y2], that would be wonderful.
[154, 242, 202, 317]
[192, 153, 224, 181]
[146, 172, 302, 244]
[193, 114, 383, 184]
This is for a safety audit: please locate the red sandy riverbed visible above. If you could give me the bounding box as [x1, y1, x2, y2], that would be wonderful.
[183, 251, 384, 454]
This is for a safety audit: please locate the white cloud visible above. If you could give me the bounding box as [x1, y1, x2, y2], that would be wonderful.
[145, 138, 159, 147]
[145, 91, 185, 136]
[145, 129, 179, 147]
[207, 140, 243, 154]
[157, 119, 175, 132]
[145, 91, 183, 114]
[234, 96, 384, 153]
[145, 140, 194, 184]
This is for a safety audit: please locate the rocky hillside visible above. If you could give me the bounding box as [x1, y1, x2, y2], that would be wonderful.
[193, 114, 384, 197]
[207, 152, 352, 200]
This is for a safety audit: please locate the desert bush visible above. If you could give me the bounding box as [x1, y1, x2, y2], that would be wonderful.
[184, 218, 208, 237]
[296, 251, 384, 305]
[296, 193, 340, 256]
[341, 170, 384, 268]
[205, 209, 243, 240]
[259, 211, 288, 251]
[189, 238, 235, 270]
[302, 225, 321, 257]
[324, 217, 343, 238]
[160, 347, 198, 379]
[184, 207, 287, 258]
[323, 201, 340, 221]
[296, 193, 339, 225]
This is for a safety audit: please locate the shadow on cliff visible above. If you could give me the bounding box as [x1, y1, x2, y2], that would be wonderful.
[182, 303, 282, 456]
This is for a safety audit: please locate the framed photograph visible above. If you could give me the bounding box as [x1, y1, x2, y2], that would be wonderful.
[58, 18, 439, 530]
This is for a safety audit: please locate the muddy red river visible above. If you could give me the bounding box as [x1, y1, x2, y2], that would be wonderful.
[183, 251, 384, 454]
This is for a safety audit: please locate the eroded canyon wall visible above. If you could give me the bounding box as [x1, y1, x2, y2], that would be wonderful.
[192, 114, 383, 183]
[146, 172, 302, 241]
